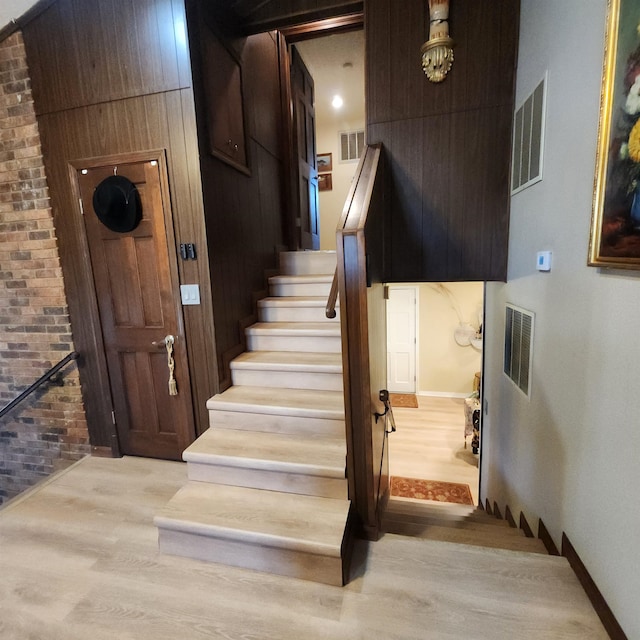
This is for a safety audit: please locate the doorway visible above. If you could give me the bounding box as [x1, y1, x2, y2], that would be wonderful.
[288, 28, 365, 252]
[386, 286, 418, 394]
[73, 151, 196, 460]
[387, 282, 484, 505]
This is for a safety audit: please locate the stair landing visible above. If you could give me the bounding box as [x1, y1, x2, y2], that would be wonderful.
[155, 482, 350, 586]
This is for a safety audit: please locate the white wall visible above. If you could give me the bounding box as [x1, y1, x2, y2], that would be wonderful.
[316, 120, 363, 250]
[482, 1, 640, 636]
[415, 282, 483, 396]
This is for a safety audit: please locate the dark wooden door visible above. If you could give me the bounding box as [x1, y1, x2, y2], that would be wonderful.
[77, 156, 195, 460]
[291, 46, 319, 250]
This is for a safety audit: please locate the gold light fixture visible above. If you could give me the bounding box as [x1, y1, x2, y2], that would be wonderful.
[421, 0, 454, 83]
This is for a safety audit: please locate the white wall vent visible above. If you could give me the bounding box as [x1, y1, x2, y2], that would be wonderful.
[511, 73, 546, 194]
[504, 304, 534, 397]
[340, 130, 365, 162]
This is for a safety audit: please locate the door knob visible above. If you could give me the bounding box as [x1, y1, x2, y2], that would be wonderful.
[152, 335, 175, 348]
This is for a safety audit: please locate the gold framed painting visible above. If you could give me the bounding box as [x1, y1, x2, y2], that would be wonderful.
[590, 0, 640, 268]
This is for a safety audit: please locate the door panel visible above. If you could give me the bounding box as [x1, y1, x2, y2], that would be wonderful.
[387, 287, 417, 393]
[77, 156, 195, 460]
[291, 46, 319, 249]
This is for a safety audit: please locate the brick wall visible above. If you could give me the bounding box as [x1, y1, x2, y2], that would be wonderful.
[0, 32, 90, 505]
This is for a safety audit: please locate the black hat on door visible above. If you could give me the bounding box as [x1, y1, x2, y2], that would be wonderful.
[92, 175, 142, 233]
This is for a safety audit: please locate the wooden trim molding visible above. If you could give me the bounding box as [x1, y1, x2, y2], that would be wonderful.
[492, 501, 503, 520]
[0, 0, 57, 42]
[280, 12, 363, 42]
[485, 498, 493, 515]
[519, 511, 534, 538]
[537, 518, 560, 556]
[90, 446, 115, 458]
[562, 533, 628, 640]
[242, 3, 363, 35]
[504, 504, 517, 528]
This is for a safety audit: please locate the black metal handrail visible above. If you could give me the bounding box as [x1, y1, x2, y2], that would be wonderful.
[0, 351, 80, 420]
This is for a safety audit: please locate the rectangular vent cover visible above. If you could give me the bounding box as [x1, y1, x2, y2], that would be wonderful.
[340, 130, 365, 162]
[504, 304, 534, 397]
[511, 74, 546, 194]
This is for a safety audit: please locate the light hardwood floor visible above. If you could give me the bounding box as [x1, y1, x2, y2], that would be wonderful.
[0, 455, 608, 639]
[389, 396, 480, 504]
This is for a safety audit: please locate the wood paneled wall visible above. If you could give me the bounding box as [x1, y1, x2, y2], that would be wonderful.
[187, 2, 287, 388]
[22, 0, 217, 446]
[367, 0, 520, 282]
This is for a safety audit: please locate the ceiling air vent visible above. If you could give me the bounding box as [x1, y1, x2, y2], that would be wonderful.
[511, 73, 546, 194]
[504, 304, 534, 397]
[340, 130, 365, 162]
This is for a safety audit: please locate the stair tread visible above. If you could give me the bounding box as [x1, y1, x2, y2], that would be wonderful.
[207, 386, 344, 418]
[258, 296, 339, 308]
[386, 499, 512, 527]
[383, 521, 549, 553]
[246, 322, 341, 336]
[184, 428, 346, 477]
[231, 351, 342, 373]
[155, 482, 350, 556]
[384, 511, 526, 535]
[387, 498, 479, 515]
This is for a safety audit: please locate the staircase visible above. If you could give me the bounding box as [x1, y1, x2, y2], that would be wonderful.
[155, 250, 351, 586]
[383, 498, 549, 554]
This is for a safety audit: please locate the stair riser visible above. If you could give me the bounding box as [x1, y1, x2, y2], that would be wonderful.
[158, 528, 344, 586]
[270, 282, 332, 297]
[279, 251, 337, 276]
[258, 306, 340, 323]
[247, 335, 341, 353]
[231, 369, 343, 392]
[210, 410, 346, 437]
[186, 463, 348, 499]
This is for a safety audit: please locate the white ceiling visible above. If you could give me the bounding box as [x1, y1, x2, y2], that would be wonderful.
[295, 30, 365, 126]
[0, 0, 39, 32]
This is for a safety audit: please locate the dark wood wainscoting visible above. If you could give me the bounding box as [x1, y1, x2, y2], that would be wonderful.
[366, 0, 520, 282]
[187, 4, 288, 388]
[22, 0, 216, 447]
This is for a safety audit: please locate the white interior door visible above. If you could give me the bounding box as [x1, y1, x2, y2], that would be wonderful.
[386, 287, 417, 393]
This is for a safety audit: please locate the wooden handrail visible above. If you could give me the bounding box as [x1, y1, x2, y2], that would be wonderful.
[0, 352, 79, 420]
[325, 267, 338, 319]
[335, 143, 387, 539]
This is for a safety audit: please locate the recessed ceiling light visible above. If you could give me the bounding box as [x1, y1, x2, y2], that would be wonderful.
[332, 95, 344, 109]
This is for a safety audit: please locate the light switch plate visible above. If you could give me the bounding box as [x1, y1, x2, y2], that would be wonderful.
[180, 284, 200, 305]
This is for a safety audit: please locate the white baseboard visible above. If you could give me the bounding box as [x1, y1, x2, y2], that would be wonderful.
[417, 390, 471, 399]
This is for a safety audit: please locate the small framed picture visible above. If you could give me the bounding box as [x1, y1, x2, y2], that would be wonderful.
[317, 153, 332, 172]
[318, 173, 332, 191]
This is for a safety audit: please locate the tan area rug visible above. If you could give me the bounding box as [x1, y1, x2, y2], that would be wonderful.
[389, 393, 419, 408]
[390, 476, 474, 505]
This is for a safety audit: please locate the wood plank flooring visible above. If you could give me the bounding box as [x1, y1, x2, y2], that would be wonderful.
[390, 396, 480, 504]
[0, 456, 608, 639]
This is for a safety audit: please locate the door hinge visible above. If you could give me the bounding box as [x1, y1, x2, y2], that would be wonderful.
[79, 198, 84, 215]
[111, 410, 116, 425]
